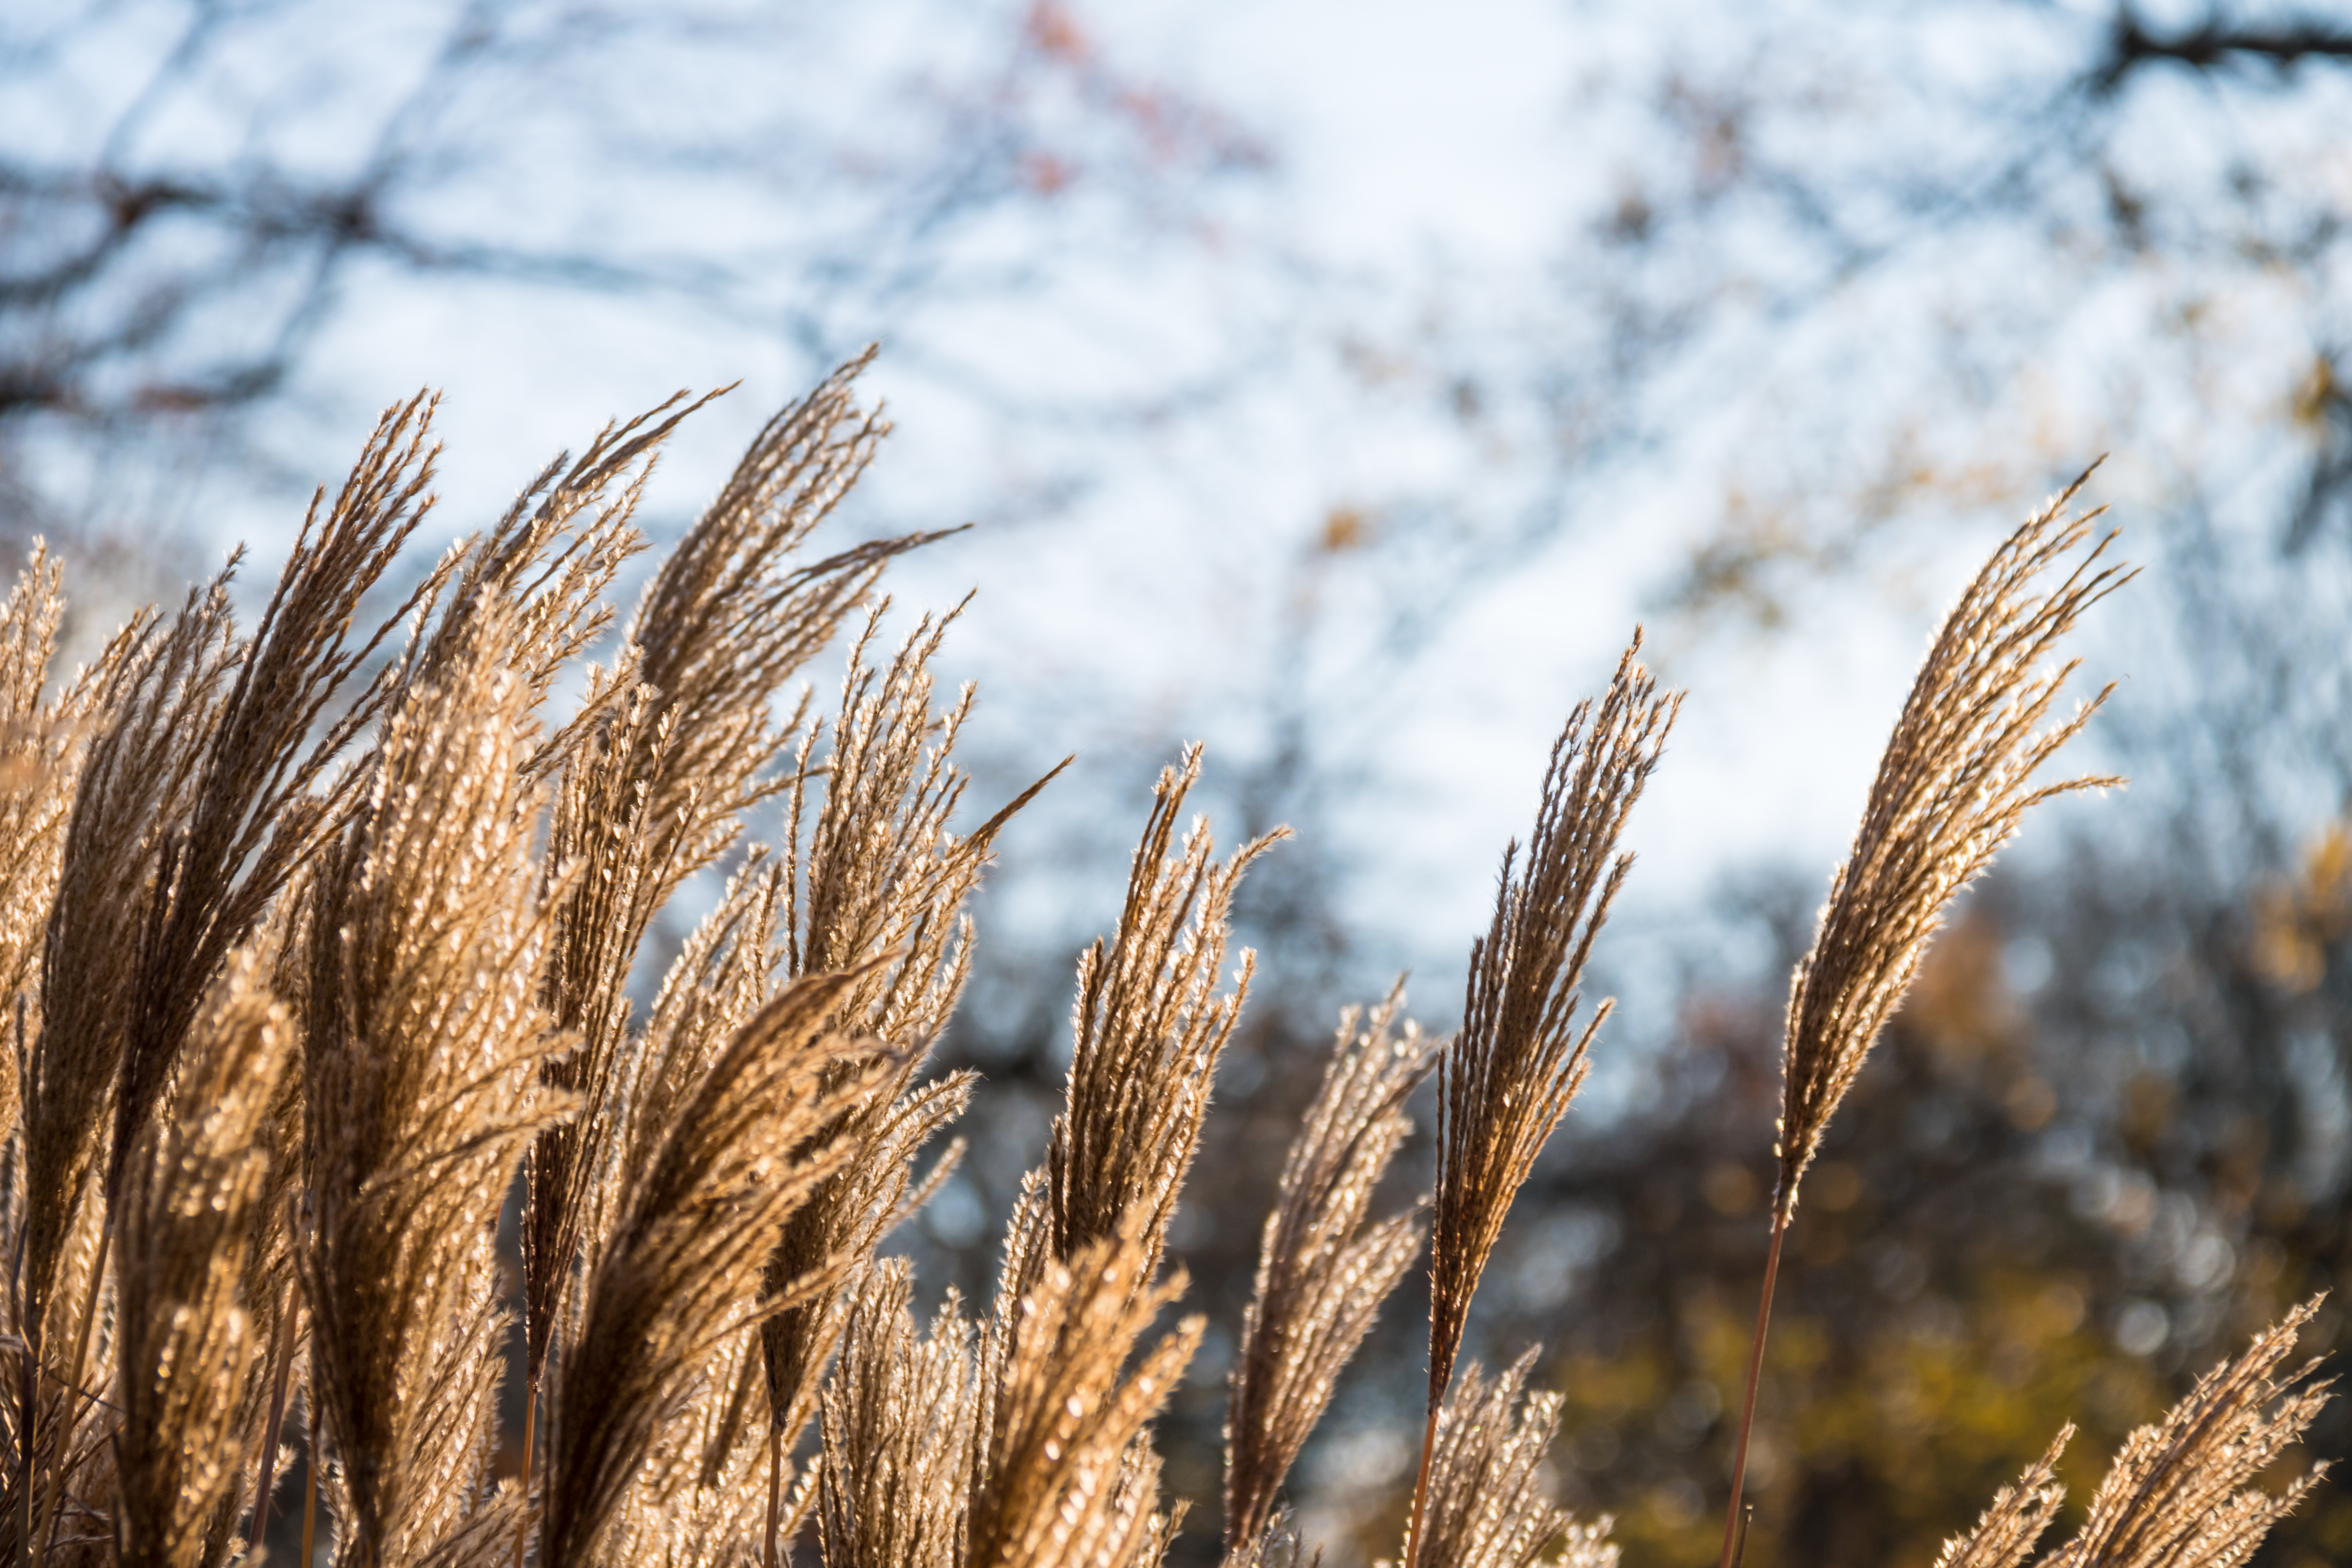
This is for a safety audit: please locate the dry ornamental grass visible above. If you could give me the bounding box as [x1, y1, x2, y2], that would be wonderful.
[0, 358, 2325, 1568]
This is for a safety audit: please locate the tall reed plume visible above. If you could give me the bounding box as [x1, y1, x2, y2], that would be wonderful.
[758, 606, 1063, 1553]
[1715, 475, 2132, 1568]
[1406, 634, 1677, 1568]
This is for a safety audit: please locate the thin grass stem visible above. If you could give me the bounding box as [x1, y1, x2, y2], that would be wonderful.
[11, 1003, 27, 1568]
[13, 1332, 28, 1568]
[510, 1372, 539, 1568]
[764, 1421, 784, 1568]
[1401, 1397, 1442, 1568]
[1715, 1207, 1788, 1568]
[248, 1294, 303, 1553]
[301, 1383, 319, 1568]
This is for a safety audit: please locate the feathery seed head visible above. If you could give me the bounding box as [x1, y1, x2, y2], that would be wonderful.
[1047, 746, 1283, 1283]
[115, 953, 295, 1568]
[541, 969, 882, 1568]
[1226, 985, 1436, 1552]
[1775, 474, 2129, 1218]
[2038, 1297, 2332, 1568]
[970, 1220, 1203, 1568]
[1931, 1429, 2072, 1568]
[1428, 633, 1678, 1409]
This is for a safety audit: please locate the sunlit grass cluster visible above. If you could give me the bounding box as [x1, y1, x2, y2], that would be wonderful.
[0, 358, 2325, 1568]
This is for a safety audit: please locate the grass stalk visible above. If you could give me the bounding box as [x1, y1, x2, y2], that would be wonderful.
[10, 1011, 27, 1568]
[248, 1295, 303, 1553]
[764, 1421, 784, 1568]
[301, 1384, 319, 1568]
[511, 1372, 539, 1568]
[1715, 1206, 1788, 1568]
[1401, 1396, 1442, 1568]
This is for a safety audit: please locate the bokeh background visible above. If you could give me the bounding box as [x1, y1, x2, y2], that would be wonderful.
[8, 2, 2352, 1564]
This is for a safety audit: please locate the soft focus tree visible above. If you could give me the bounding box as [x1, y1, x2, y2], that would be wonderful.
[0, 0, 1269, 550]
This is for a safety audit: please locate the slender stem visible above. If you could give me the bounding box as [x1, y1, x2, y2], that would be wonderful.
[300, 1383, 320, 1568]
[1399, 1396, 1442, 1568]
[1715, 1207, 1789, 1568]
[763, 1422, 784, 1568]
[9, 1004, 28, 1568]
[510, 1372, 539, 1568]
[15, 1285, 33, 1568]
[248, 1295, 303, 1553]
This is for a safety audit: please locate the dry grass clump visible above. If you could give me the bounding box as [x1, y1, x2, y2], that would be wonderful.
[816, 1261, 978, 1568]
[0, 359, 2325, 1568]
[1933, 1297, 2331, 1568]
[1224, 988, 1435, 1558]
[2036, 1298, 2330, 1568]
[114, 958, 293, 1568]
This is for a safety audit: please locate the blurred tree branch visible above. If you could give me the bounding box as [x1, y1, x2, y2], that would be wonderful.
[2095, 9, 2352, 92]
[0, 0, 1270, 535]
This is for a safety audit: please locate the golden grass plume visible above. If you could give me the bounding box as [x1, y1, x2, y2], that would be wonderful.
[1775, 477, 2130, 1217]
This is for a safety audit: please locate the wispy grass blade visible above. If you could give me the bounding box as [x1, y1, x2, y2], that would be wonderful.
[1225, 985, 1436, 1554]
[1045, 746, 1282, 1283]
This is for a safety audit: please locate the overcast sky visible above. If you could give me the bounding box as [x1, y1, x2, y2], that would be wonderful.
[9, 0, 2336, 1022]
